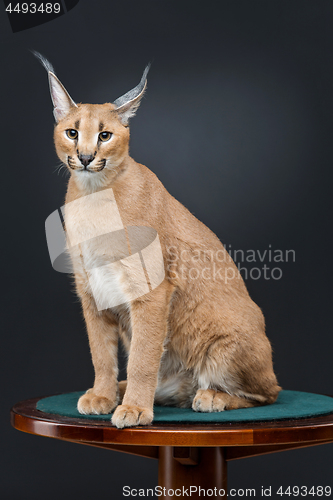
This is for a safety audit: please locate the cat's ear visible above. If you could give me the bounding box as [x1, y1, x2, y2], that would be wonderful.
[113, 64, 150, 126]
[32, 51, 77, 122]
[48, 72, 77, 122]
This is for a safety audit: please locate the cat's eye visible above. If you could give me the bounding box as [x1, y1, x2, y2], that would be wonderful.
[66, 129, 78, 140]
[99, 131, 112, 142]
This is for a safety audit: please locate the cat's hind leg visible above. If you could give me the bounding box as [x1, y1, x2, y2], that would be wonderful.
[192, 389, 258, 412]
[191, 331, 281, 413]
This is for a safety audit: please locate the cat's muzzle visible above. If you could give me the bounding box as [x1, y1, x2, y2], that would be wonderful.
[67, 156, 106, 172]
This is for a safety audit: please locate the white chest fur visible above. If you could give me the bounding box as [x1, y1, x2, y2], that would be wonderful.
[63, 189, 152, 311]
[64, 189, 130, 310]
[78, 239, 130, 310]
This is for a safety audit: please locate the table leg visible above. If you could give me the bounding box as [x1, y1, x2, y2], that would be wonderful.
[158, 447, 227, 498]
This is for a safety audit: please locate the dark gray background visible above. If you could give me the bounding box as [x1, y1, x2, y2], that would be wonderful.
[1, 1, 332, 499]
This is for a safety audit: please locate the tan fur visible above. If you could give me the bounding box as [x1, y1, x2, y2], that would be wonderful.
[49, 69, 281, 428]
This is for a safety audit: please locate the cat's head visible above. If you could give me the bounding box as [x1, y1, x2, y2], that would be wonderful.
[34, 52, 149, 189]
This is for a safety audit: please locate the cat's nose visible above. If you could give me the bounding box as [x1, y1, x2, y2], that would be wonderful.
[79, 154, 94, 168]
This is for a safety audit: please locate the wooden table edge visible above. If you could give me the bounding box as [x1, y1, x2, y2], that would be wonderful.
[10, 395, 333, 448]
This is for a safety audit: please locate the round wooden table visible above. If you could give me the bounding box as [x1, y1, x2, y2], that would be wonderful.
[11, 396, 333, 499]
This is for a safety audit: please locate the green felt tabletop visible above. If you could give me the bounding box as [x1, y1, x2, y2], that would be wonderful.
[36, 390, 333, 424]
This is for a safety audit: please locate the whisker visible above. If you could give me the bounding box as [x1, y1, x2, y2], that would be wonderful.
[53, 162, 70, 178]
[90, 159, 107, 172]
[53, 161, 63, 173]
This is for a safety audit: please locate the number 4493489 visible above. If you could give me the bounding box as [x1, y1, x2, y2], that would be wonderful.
[277, 486, 331, 496]
[5, 3, 61, 14]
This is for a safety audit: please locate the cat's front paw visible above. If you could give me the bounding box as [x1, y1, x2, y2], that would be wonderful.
[77, 392, 117, 415]
[111, 404, 153, 428]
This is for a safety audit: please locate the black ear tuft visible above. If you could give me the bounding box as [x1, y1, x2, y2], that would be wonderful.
[32, 50, 77, 122]
[31, 50, 55, 74]
[113, 64, 151, 125]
